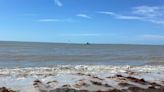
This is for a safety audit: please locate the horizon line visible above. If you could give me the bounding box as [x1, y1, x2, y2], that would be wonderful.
[0, 40, 163, 46]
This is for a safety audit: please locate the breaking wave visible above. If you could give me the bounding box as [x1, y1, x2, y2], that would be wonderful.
[0, 65, 164, 77]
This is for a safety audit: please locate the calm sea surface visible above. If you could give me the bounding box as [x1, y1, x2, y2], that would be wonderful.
[0, 41, 164, 68]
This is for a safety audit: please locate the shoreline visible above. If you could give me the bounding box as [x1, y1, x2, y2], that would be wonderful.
[0, 65, 164, 92]
[1, 40, 164, 46]
[0, 73, 164, 92]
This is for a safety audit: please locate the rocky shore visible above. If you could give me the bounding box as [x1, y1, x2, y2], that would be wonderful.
[1, 73, 163, 92]
[32, 73, 164, 92]
[0, 65, 164, 92]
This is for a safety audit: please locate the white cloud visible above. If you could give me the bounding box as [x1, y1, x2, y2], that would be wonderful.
[140, 34, 164, 40]
[76, 14, 91, 19]
[97, 11, 116, 16]
[132, 6, 163, 17]
[54, 0, 63, 7]
[98, 11, 143, 20]
[98, 5, 164, 25]
[131, 5, 164, 24]
[116, 15, 143, 20]
[150, 20, 164, 24]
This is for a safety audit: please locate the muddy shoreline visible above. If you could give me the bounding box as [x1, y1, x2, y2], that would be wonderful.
[0, 73, 164, 92]
[0, 65, 164, 92]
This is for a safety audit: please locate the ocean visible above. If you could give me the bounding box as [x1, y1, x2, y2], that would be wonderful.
[0, 41, 164, 68]
[0, 41, 164, 92]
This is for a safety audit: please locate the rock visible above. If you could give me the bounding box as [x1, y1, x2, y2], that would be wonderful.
[115, 75, 123, 77]
[31, 74, 164, 92]
[33, 80, 43, 88]
[92, 76, 104, 81]
[118, 82, 135, 87]
[33, 80, 50, 92]
[90, 80, 102, 86]
[76, 73, 86, 76]
[104, 83, 111, 87]
[125, 77, 146, 84]
[127, 86, 145, 92]
[62, 85, 71, 88]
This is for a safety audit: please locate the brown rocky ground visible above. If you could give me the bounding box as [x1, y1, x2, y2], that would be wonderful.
[32, 73, 164, 92]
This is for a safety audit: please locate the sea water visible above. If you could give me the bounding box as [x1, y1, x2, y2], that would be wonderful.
[0, 41, 164, 68]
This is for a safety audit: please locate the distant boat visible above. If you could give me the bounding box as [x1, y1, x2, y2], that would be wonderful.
[86, 42, 90, 45]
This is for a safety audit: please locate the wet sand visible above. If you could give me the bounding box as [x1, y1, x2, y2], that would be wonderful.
[0, 65, 164, 92]
[32, 73, 164, 92]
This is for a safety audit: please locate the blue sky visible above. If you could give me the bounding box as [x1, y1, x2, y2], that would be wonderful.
[0, 0, 164, 44]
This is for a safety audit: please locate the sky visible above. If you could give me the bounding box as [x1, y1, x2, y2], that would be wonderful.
[0, 0, 164, 45]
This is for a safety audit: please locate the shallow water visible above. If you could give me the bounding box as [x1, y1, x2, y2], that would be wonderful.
[0, 41, 164, 68]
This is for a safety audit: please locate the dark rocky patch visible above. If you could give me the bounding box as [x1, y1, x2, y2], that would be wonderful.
[90, 80, 102, 86]
[33, 80, 42, 88]
[92, 76, 104, 81]
[62, 85, 71, 88]
[125, 77, 146, 85]
[76, 73, 86, 76]
[104, 83, 111, 87]
[118, 82, 135, 87]
[115, 75, 123, 77]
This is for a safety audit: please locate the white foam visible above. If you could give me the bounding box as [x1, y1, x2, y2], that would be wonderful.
[0, 65, 164, 76]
